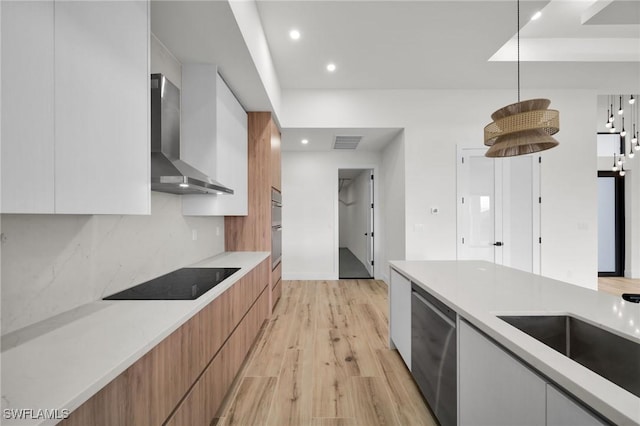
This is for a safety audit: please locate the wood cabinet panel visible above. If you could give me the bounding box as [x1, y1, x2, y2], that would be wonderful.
[271, 120, 282, 191]
[166, 286, 269, 426]
[225, 112, 282, 315]
[272, 278, 282, 309]
[61, 259, 269, 425]
[272, 262, 282, 286]
[225, 112, 273, 251]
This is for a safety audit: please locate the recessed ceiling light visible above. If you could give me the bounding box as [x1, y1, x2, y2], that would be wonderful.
[326, 63, 336, 72]
[530, 11, 542, 21]
[289, 29, 301, 40]
[301, 139, 309, 145]
[179, 183, 189, 188]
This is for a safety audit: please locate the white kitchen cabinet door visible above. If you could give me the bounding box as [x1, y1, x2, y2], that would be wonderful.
[546, 385, 607, 426]
[1, 1, 55, 213]
[54, 1, 150, 214]
[459, 320, 546, 426]
[182, 70, 248, 216]
[389, 268, 412, 370]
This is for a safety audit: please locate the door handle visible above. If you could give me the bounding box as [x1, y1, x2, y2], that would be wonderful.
[365, 233, 368, 236]
[493, 241, 503, 246]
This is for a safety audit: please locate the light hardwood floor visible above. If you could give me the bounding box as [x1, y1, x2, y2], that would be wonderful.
[213, 280, 436, 426]
[598, 276, 640, 296]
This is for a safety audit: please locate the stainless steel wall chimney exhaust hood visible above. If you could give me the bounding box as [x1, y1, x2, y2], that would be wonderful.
[150, 74, 233, 195]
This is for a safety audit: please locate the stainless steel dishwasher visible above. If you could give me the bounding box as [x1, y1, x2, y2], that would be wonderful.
[411, 283, 457, 426]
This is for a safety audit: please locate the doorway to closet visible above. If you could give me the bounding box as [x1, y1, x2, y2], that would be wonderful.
[338, 168, 374, 279]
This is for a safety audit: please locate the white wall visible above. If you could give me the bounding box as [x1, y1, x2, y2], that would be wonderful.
[282, 89, 599, 289]
[339, 170, 371, 268]
[379, 131, 406, 283]
[0, 32, 226, 335]
[282, 150, 381, 280]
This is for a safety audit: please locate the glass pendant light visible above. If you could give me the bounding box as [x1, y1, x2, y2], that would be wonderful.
[619, 163, 626, 177]
[612, 154, 619, 172]
[609, 97, 615, 123]
[621, 117, 626, 137]
[630, 95, 636, 105]
[605, 107, 612, 128]
[618, 96, 624, 115]
[630, 145, 635, 159]
[618, 154, 624, 165]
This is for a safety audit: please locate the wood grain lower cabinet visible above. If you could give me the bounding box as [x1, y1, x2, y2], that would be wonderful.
[225, 112, 282, 315]
[61, 259, 269, 426]
[166, 288, 269, 425]
[272, 262, 282, 309]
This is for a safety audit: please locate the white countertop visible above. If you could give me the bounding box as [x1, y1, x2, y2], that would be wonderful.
[389, 260, 640, 426]
[1, 251, 269, 426]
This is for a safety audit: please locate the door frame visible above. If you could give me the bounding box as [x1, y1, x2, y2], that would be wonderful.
[335, 165, 379, 280]
[597, 171, 625, 277]
[456, 146, 541, 273]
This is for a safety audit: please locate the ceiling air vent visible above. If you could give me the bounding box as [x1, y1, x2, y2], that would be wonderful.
[333, 135, 362, 150]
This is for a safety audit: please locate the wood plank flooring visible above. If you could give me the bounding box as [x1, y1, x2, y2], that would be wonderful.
[215, 280, 436, 426]
[598, 276, 640, 296]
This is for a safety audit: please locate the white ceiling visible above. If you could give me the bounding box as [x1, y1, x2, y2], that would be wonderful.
[151, 0, 640, 153]
[256, 0, 640, 90]
[281, 128, 403, 151]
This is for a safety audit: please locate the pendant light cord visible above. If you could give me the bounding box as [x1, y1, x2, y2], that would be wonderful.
[517, 0, 520, 103]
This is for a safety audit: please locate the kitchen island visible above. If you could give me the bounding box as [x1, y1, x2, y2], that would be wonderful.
[1, 251, 270, 426]
[389, 260, 640, 426]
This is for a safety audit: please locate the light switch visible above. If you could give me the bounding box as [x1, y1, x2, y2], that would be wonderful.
[430, 207, 439, 214]
[192, 229, 198, 241]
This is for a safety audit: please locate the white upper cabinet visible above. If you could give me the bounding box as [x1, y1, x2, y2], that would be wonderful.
[1, 1, 150, 215]
[1, 1, 55, 213]
[181, 64, 248, 216]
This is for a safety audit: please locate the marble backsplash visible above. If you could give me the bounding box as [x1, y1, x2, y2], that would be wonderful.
[1, 192, 224, 335]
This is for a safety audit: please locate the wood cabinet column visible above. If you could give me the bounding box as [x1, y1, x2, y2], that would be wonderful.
[225, 112, 282, 313]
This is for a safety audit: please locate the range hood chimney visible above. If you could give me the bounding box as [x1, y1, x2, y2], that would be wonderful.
[150, 74, 233, 195]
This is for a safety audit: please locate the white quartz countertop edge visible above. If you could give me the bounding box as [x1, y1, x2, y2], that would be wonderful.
[1, 251, 270, 426]
[389, 260, 640, 426]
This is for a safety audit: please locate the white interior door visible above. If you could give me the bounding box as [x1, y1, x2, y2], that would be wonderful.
[502, 156, 539, 273]
[457, 148, 540, 273]
[365, 171, 374, 276]
[457, 149, 498, 263]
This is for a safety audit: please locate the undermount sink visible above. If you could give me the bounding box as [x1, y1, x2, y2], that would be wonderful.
[498, 315, 640, 398]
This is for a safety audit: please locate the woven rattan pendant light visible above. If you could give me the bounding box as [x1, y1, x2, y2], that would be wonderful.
[484, 0, 559, 158]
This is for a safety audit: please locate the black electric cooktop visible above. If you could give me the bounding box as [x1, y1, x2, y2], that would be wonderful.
[103, 267, 240, 300]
